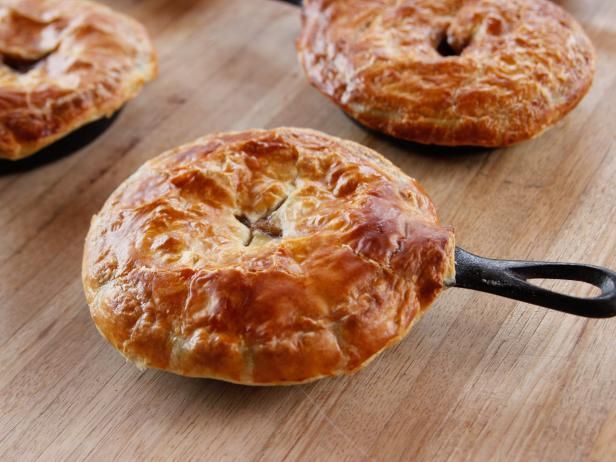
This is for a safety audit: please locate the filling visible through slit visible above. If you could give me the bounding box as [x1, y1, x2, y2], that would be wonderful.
[234, 196, 287, 246]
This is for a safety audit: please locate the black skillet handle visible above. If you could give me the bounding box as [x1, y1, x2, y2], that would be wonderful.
[453, 247, 616, 318]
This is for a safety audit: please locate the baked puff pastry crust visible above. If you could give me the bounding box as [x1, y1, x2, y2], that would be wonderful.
[0, 0, 156, 160]
[297, 0, 595, 147]
[83, 128, 455, 385]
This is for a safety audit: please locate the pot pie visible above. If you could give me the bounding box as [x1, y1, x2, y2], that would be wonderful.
[0, 0, 156, 160]
[297, 0, 595, 147]
[83, 128, 455, 385]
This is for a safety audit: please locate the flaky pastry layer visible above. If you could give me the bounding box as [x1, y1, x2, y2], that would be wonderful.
[297, 0, 595, 147]
[83, 128, 455, 385]
[0, 0, 156, 160]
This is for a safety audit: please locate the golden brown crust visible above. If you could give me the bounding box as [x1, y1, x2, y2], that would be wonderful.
[0, 0, 156, 160]
[83, 128, 455, 385]
[297, 0, 595, 147]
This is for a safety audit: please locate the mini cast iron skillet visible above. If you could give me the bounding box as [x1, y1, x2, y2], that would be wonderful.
[83, 127, 614, 386]
[452, 248, 616, 318]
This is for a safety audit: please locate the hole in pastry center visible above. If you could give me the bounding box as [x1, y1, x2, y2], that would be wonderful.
[234, 215, 283, 246]
[235, 214, 251, 229]
[234, 197, 287, 246]
[253, 218, 283, 239]
[2, 53, 49, 73]
[436, 35, 462, 57]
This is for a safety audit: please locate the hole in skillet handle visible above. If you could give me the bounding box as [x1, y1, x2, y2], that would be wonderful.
[451, 247, 616, 318]
[526, 279, 601, 298]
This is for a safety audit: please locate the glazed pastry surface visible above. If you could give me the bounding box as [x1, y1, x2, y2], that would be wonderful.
[0, 0, 156, 159]
[83, 128, 455, 385]
[297, 0, 595, 147]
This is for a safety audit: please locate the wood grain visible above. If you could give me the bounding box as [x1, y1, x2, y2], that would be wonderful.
[0, 0, 614, 460]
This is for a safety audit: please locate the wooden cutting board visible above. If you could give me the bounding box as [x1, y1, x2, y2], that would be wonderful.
[1, 0, 614, 460]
